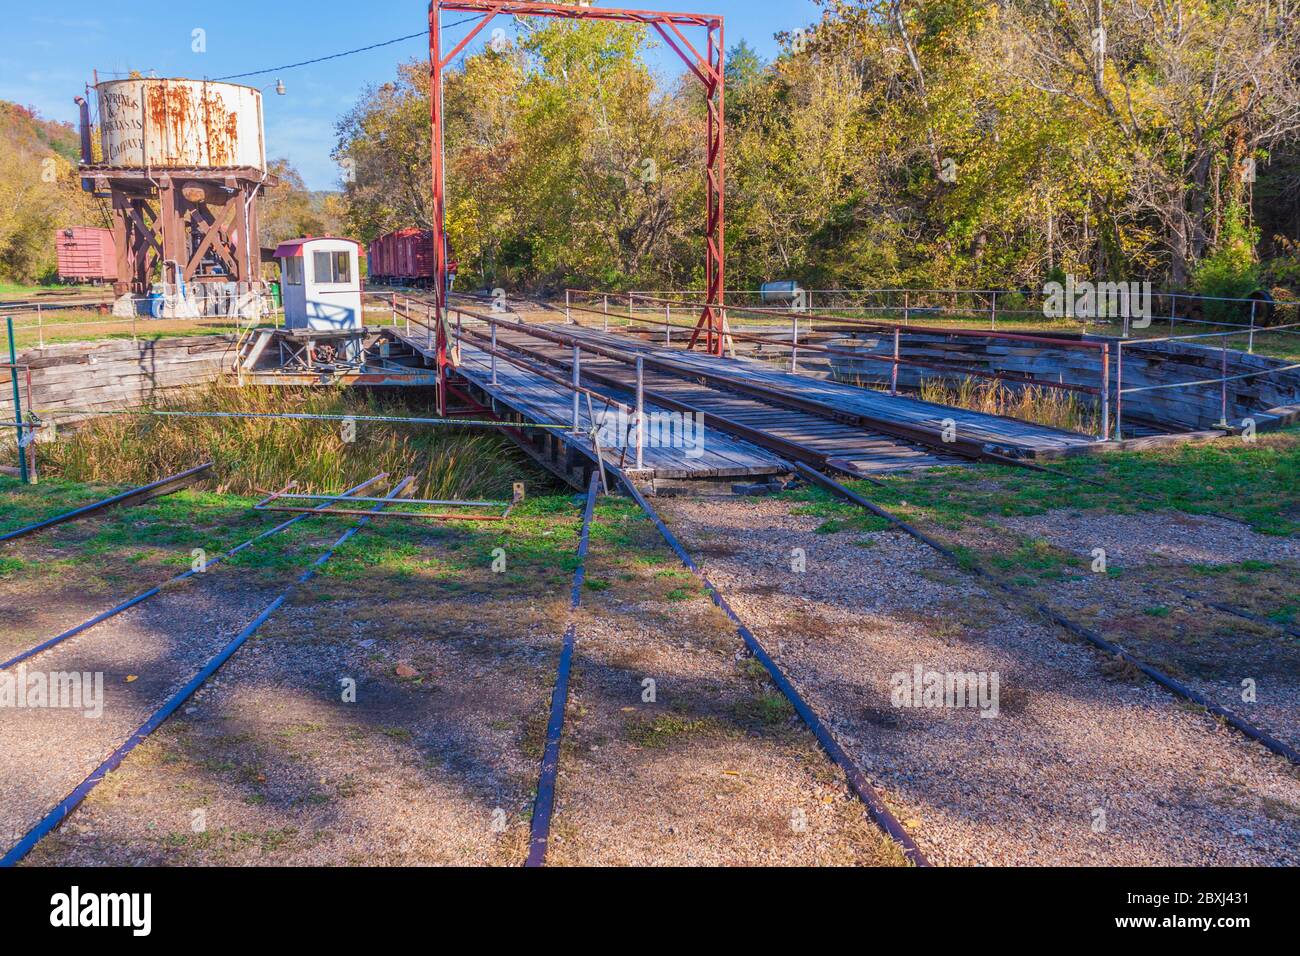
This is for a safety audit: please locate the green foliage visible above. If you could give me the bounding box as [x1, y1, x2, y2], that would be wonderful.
[330, 1, 1299, 296]
[1193, 202, 1261, 314]
[0, 102, 104, 283]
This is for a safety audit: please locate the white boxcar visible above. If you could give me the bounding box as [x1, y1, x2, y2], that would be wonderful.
[275, 238, 363, 331]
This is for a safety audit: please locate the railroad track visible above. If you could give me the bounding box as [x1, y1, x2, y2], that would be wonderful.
[793, 462, 1300, 766]
[0, 475, 413, 865]
[0, 462, 214, 543]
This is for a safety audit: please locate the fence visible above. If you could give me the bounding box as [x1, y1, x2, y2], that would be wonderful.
[567, 289, 1117, 439]
[623, 287, 1297, 346]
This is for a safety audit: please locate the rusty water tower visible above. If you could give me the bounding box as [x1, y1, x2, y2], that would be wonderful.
[76, 77, 277, 318]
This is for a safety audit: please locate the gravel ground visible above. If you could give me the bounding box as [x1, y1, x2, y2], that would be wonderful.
[658, 496, 1300, 866]
[990, 510, 1300, 751]
[18, 504, 905, 867]
[998, 511, 1300, 567]
[0, 520, 191, 659]
[0, 572, 287, 855]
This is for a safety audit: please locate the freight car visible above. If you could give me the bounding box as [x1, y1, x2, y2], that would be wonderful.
[366, 228, 436, 287]
[55, 227, 116, 284]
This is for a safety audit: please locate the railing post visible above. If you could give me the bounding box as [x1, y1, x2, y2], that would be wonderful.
[1100, 342, 1111, 442]
[491, 320, 498, 386]
[791, 310, 799, 373]
[1248, 299, 1257, 354]
[36, 304, 43, 349]
[572, 346, 581, 434]
[1115, 342, 1124, 440]
[1219, 342, 1229, 428]
[890, 327, 900, 396]
[665, 302, 671, 345]
[7, 315, 29, 484]
[566, 289, 572, 324]
[989, 290, 997, 331]
[903, 291, 910, 324]
[603, 294, 609, 332]
[635, 356, 645, 471]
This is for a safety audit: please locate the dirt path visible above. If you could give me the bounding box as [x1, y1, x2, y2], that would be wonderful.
[657, 496, 1300, 866]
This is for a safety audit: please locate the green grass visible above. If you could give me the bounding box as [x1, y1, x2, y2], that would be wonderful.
[0, 282, 104, 300]
[624, 713, 719, 748]
[781, 426, 1299, 537]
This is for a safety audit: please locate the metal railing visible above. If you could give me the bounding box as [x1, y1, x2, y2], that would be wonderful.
[1, 313, 36, 482]
[2, 293, 283, 351]
[393, 295, 648, 476]
[1114, 322, 1300, 440]
[568, 289, 1116, 439]
[622, 287, 1297, 346]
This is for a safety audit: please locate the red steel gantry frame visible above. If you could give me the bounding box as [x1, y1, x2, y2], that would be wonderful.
[429, 0, 727, 413]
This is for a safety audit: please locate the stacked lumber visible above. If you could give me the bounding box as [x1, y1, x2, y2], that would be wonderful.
[0, 335, 236, 425]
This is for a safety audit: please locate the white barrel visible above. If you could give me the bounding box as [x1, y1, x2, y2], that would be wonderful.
[95, 78, 266, 170]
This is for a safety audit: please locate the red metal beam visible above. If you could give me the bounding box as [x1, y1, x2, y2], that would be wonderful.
[439, 1, 720, 28]
[429, 0, 728, 411]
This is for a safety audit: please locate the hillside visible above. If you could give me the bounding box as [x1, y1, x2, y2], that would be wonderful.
[0, 100, 103, 284]
[0, 101, 82, 165]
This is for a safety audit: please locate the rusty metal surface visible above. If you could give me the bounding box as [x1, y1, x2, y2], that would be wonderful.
[96, 79, 266, 171]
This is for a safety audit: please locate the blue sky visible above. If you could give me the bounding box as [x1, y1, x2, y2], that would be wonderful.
[2, 1, 821, 190]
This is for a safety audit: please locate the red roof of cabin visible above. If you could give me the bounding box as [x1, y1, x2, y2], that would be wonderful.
[273, 237, 362, 258]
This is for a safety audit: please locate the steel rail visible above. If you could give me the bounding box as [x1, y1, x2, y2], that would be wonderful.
[0, 474, 390, 673]
[0, 477, 416, 867]
[618, 469, 931, 865]
[432, 293, 1263, 528]
[254, 505, 513, 521]
[24, 407, 572, 432]
[395, 300, 637, 417]
[793, 462, 1300, 767]
[525, 472, 600, 867]
[0, 462, 214, 543]
[436, 295, 1090, 462]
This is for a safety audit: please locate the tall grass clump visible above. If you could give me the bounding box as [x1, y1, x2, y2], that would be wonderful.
[918, 376, 1100, 435]
[38, 383, 548, 500]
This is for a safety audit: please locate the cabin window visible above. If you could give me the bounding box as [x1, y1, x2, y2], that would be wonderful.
[312, 249, 353, 285]
[332, 251, 352, 284]
[312, 251, 332, 284]
[283, 257, 303, 286]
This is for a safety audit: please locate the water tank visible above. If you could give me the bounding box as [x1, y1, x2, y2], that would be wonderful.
[760, 280, 802, 305]
[95, 78, 266, 170]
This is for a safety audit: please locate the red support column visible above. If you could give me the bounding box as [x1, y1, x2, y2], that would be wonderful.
[430, 1, 449, 415]
[689, 20, 726, 355]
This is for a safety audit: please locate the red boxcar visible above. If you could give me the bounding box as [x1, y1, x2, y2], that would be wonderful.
[366, 228, 435, 287]
[55, 227, 116, 284]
